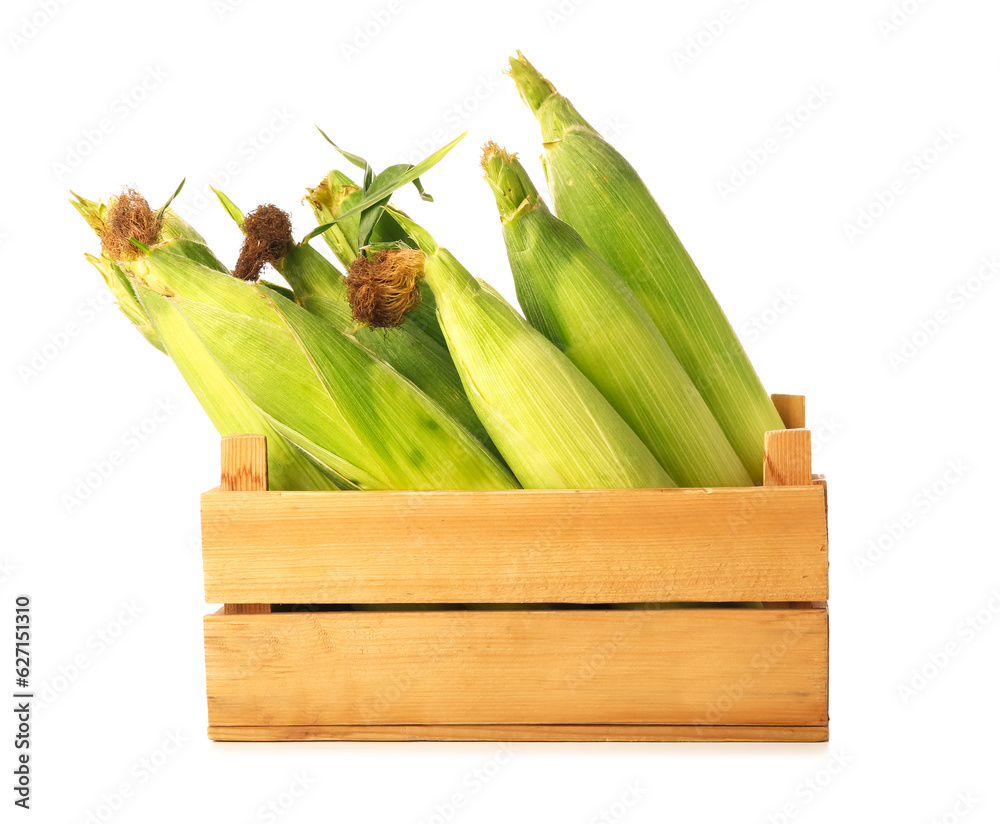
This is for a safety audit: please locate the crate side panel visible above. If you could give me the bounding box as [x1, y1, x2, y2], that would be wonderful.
[201, 487, 828, 603]
[204, 608, 828, 727]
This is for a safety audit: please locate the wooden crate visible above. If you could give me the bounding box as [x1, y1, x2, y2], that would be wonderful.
[202, 394, 828, 742]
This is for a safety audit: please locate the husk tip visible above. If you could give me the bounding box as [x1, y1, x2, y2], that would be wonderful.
[506, 50, 557, 112]
[479, 141, 518, 175]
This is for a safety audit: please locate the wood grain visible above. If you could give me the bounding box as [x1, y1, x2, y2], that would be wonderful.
[219, 434, 270, 616]
[202, 411, 830, 742]
[764, 430, 812, 487]
[221, 434, 267, 492]
[205, 607, 828, 728]
[201, 486, 829, 604]
[208, 723, 829, 742]
[223, 603, 271, 615]
[771, 394, 806, 429]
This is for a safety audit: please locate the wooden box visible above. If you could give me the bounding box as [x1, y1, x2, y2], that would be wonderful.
[202, 394, 828, 742]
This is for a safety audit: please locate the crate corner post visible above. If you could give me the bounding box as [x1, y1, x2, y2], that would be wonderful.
[219, 434, 270, 616]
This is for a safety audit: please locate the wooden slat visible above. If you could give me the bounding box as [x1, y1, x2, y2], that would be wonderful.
[764, 429, 812, 487]
[221, 434, 268, 492]
[208, 724, 829, 743]
[771, 394, 806, 429]
[204, 608, 828, 728]
[219, 435, 270, 616]
[201, 486, 828, 604]
[223, 603, 271, 615]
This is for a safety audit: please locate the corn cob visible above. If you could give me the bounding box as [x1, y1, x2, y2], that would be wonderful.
[169, 273, 516, 490]
[304, 170, 446, 347]
[72, 192, 344, 490]
[303, 131, 466, 348]
[482, 144, 752, 487]
[346, 207, 676, 490]
[508, 52, 785, 483]
[139, 288, 347, 490]
[77, 190, 516, 491]
[284, 241, 495, 454]
[215, 193, 492, 451]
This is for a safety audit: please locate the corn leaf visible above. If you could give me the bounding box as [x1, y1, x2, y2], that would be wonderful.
[303, 132, 466, 244]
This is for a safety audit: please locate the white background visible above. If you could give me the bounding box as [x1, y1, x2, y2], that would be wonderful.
[3, 0, 999, 820]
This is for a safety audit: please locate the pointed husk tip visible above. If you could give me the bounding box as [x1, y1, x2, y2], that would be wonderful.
[481, 142, 541, 219]
[479, 140, 518, 174]
[506, 51, 558, 113]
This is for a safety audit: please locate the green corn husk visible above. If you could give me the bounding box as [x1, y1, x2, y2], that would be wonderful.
[483, 145, 752, 488]
[74, 189, 513, 490]
[139, 288, 348, 490]
[73, 192, 173, 352]
[118, 239, 517, 491]
[304, 170, 446, 348]
[73, 187, 206, 247]
[213, 189, 492, 451]
[304, 170, 379, 269]
[85, 253, 165, 353]
[508, 53, 785, 483]
[73, 193, 346, 490]
[349, 208, 676, 490]
[281, 241, 496, 453]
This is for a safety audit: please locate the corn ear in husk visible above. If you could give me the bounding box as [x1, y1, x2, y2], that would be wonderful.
[213, 189, 489, 449]
[482, 145, 751, 488]
[122, 240, 517, 491]
[508, 52, 785, 483]
[348, 208, 676, 490]
[303, 170, 445, 347]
